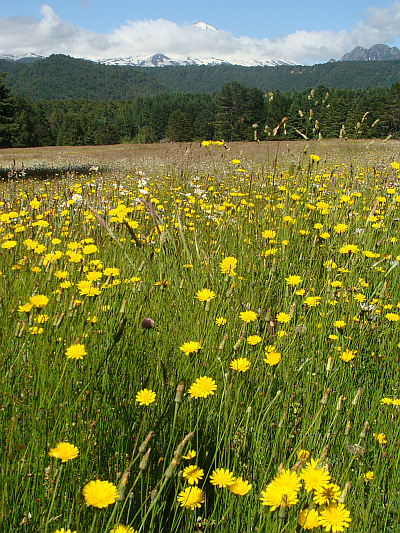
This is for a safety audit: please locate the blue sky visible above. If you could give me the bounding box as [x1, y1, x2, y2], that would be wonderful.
[2, 0, 400, 64]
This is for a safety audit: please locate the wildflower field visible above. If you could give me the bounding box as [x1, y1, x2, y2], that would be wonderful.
[1, 139, 400, 533]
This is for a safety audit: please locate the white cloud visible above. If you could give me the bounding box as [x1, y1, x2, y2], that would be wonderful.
[2, 2, 400, 64]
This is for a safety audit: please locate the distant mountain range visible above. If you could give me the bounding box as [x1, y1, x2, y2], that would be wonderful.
[2, 43, 400, 67]
[0, 52, 296, 68]
[96, 52, 296, 68]
[0, 53, 45, 63]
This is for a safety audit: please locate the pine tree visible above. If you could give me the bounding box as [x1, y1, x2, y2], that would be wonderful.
[165, 109, 193, 142]
[0, 74, 17, 147]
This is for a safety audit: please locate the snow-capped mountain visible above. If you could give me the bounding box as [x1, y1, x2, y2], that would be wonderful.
[0, 53, 44, 62]
[96, 53, 296, 68]
[0, 51, 296, 67]
[192, 21, 217, 31]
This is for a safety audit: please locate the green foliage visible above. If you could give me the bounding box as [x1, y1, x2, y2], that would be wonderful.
[133, 125, 156, 144]
[3, 55, 400, 102]
[0, 54, 168, 101]
[165, 109, 193, 142]
[142, 60, 400, 93]
[0, 73, 18, 147]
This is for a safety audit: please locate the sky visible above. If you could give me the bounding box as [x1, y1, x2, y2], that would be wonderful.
[2, 0, 400, 65]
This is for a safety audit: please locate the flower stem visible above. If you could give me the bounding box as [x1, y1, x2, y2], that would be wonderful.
[48, 361, 67, 408]
[44, 463, 64, 533]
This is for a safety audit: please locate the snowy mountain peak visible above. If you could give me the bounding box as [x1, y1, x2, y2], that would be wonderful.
[193, 21, 217, 31]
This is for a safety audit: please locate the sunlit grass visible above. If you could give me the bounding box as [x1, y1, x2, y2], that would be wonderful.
[1, 140, 400, 532]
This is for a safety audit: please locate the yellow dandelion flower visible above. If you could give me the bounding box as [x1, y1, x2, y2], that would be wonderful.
[209, 468, 235, 488]
[334, 223, 348, 234]
[219, 256, 237, 276]
[86, 271, 103, 282]
[373, 432, 387, 444]
[297, 449, 310, 462]
[229, 476, 252, 496]
[318, 503, 351, 532]
[65, 344, 87, 360]
[196, 288, 215, 302]
[262, 229, 277, 240]
[247, 334, 262, 345]
[18, 302, 33, 313]
[135, 389, 156, 406]
[80, 286, 101, 296]
[182, 465, 204, 485]
[297, 509, 320, 530]
[182, 450, 196, 460]
[103, 267, 120, 277]
[109, 525, 138, 533]
[177, 486, 204, 510]
[1, 240, 18, 249]
[188, 376, 217, 399]
[29, 294, 49, 308]
[276, 312, 291, 323]
[313, 483, 341, 506]
[333, 320, 346, 329]
[82, 480, 118, 508]
[230, 357, 251, 373]
[260, 482, 298, 511]
[49, 442, 79, 463]
[239, 310, 257, 323]
[82, 244, 98, 255]
[339, 349, 356, 362]
[300, 459, 331, 492]
[264, 345, 281, 366]
[179, 341, 201, 356]
[380, 397, 393, 405]
[354, 293, 366, 302]
[285, 275, 302, 286]
[304, 296, 321, 307]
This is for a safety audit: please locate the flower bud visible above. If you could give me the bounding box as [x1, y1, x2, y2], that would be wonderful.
[139, 448, 151, 471]
[321, 387, 331, 405]
[141, 317, 155, 329]
[175, 382, 184, 404]
[359, 420, 370, 439]
[138, 431, 155, 454]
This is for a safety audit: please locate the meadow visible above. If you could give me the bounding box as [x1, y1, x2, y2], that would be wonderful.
[1, 138, 400, 533]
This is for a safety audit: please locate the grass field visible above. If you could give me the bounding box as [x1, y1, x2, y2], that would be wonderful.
[1, 139, 400, 533]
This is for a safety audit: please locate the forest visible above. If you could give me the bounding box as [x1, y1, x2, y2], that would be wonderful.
[2, 71, 400, 147]
[3, 54, 400, 99]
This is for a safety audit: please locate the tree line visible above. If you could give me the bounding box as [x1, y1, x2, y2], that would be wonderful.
[2, 76, 400, 148]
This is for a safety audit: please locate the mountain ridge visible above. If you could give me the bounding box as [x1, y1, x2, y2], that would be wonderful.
[96, 52, 296, 68]
[340, 44, 400, 61]
[0, 51, 297, 68]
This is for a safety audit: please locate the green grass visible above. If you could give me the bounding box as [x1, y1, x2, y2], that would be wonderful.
[1, 141, 400, 532]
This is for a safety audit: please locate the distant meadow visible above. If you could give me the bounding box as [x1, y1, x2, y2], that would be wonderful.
[1, 139, 400, 532]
